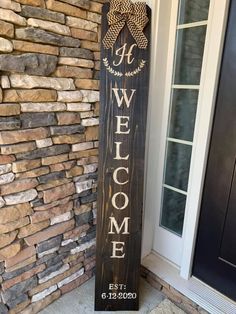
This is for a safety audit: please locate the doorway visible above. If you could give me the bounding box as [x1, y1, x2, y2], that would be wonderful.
[193, 0, 236, 302]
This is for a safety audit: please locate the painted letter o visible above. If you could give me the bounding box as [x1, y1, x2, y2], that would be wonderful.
[112, 192, 129, 210]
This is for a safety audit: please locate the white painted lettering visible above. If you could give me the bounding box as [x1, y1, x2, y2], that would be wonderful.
[112, 88, 136, 108]
[115, 116, 130, 134]
[112, 192, 129, 210]
[111, 241, 125, 258]
[108, 217, 130, 234]
[113, 167, 129, 185]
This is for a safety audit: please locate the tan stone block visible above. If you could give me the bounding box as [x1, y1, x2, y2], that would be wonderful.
[0, 103, 20, 116]
[3, 89, 57, 103]
[34, 196, 71, 211]
[63, 252, 83, 264]
[87, 11, 101, 24]
[15, 0, 45, 7]
[25, 219, 75, 245]
[2, 264, 45, 291]
[56, 112, 81, 125]
[74, 203, 92, 215]
[80, 40, 100, 52]
[0, 217, 29, 234]
[12, 159, 41, 173]
[66, 16, 97, 32]
[22, 290, 61, 314]
[0, 20, 14, 38]
[37, 178, 70, 192]
[94, 60, 100, 70]
[90, 1, 102, 13]
[75, 79, 99, 90]
[0, 155, 15, 165]
[0, 8, 26, 26]
[67, 102, 91, 112]
[0, 203, 32, 224]
[85, 126, 99, 141]
[60, 273, 89, 294]
[21, 102, 66, 112]
[58, 57, 94, 68]
[94, 102, 99, 116]
[1, 76, 10, 89]
[0, 231, 18, 249]
[9, 299, 31, 314]
[0, 128, 48, 145]
[94, 51, 100, 61]
[54, 66, 92, 79]
[0, 179, 38, 195]
[53, 134, 85, 144]
[18, 220, 50, 238]
[71, 28, 97, 41]
[0, 0, 21, 12]
[29, 262, 82, 296]
[0, 242, 21, 260]
[72, 141, 93, 152]
[5, 245, 36, 268]
[31, 202, 73, 223]
[13, 40, 59, 55]
[27, 18, 71, 36]
[50, 161, 75, 172]
[66, 166, 83, 178]
[42, 154, 68, 166]
[63, 224, 89, 240]
[69, 148, 98, 160]
[6, 256, 36, 274]
[46, 0, 86, 18]
[43, 182, 75, 203]
[16, 167, 50, 179]
[0, 37, 13, 52]
[1, 142, 36, 155]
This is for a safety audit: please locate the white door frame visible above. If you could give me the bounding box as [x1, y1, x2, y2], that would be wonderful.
[142, 0, 230, 278]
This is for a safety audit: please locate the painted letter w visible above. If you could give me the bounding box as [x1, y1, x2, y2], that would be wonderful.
[112, 88, 136, 108]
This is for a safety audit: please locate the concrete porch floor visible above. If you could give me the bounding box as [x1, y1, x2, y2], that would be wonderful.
[40, 277, 166, 314]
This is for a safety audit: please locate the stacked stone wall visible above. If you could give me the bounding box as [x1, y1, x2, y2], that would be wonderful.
[0, 0, 104, 312]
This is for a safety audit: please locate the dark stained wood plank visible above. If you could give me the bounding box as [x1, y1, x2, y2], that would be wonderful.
[95, 2, 151, 311]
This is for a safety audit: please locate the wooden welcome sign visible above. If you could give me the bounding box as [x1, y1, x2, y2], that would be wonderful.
[95, 0, 151, 311]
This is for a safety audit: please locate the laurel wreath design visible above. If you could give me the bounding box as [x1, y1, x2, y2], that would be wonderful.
[103, 58, 146, 77]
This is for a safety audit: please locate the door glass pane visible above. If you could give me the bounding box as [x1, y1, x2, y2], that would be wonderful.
[169, 89, 198, 141]
[165, 142, 192, 192]
[174, 26, 207, 85]
[161, 188, 186, 236]
[179, 0, 210, 24]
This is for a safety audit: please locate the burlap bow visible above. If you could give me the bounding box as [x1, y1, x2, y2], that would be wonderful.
[103, 0, 149, 49]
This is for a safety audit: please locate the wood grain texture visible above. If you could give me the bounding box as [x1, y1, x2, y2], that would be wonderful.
[95, 3, 151, 311]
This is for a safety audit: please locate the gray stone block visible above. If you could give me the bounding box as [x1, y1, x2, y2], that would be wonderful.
[16, 144, 70, 160]
[38, 171, 66, 184]
[7, 294, 28, 309]
[1, 276, 37, 303]
[60, 0, 90, 9]
[16, 28, 80, 47]
[0, 303, 8, 314]
[0, 53, 57, 76]
[21, 113, 57, 128]
[21, 5, 65, 23]
[2, 263, 36, 281]
[80, 192, 97, 205]
[37, 262, 63, 280]
[0, 117, 21, 130]
[75, 211, 93, 226]
[50, 125, 85, 135]
[60, 47, 93, 60]
[37, 235, 62, 253]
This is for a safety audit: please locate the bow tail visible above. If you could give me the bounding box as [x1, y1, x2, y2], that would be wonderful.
[127, 21, 148, 49]
[103, 21, 126, 49]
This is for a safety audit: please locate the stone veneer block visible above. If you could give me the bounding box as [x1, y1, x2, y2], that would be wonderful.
[43, 183, 75, 203]
[0, 8, 26, 25]
[21, 5, 65, 23]
[59, 0, 89, 9]
[4, 189, 38, 205]
[66, 16, 97, 32]
[0, 37, 13, 52]
[0, 103, 20, 116]
[0, 217, 29, 234]
[10, 74, 75, 90]
[0, 128, 49, 145]
[21, 102, 66, 112]
[0, 231, 18, 249]
[46, 0, 87, 19]
[0, 20, 14, 38]
[3, 89, 57, 103]
[0, 0, 21, 12]
[24, 219, 75, 245]
[58, 57, 94, 68]
[0, 202, 33, 224]
[60, 47, 93, 59]
[13, 40, 59, 55]
[27, 18, 71, 36]
[16, 27, 80, 47]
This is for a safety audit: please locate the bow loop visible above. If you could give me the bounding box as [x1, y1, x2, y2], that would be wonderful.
[103, 0, 149, 50]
